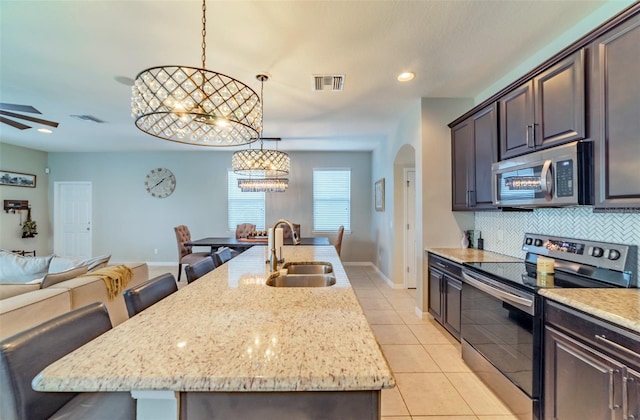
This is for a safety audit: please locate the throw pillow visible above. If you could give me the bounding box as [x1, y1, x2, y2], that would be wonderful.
[80, 254, 112, 272]
[48, 256, 82, 274]
[41, 265, 89, 288]
[0, 250, 54, 283]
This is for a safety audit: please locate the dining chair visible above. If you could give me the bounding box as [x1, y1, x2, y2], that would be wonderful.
[0, 302, 135, 420]
[281, 223, 301, 241]
[185, 256, 215, 284]
[213, 247, 233, 267]
[235, 223, 256, 239]
[174, 225, 210, 282]
[334, 225, 344, 257]
[123, 273, 178, 317]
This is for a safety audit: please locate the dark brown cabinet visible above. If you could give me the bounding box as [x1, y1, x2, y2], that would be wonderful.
[544, 300, 640, 420]
[499, 50, 586, 160]
[451, 103, 497, 211]
[591, 15, 640, 211]
[427, 254, 462, 340]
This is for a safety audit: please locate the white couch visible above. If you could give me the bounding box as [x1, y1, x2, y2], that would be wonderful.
[0, 253, 149, 340]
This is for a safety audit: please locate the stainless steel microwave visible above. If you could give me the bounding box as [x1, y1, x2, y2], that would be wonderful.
[492, 141, 593, 208]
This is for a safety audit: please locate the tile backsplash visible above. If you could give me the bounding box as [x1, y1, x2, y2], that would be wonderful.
[475, 207, 640, 276]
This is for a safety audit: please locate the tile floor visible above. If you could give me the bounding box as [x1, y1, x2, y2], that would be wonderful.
[151, 263, 518, 420]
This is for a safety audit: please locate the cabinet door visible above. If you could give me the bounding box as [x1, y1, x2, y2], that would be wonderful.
[444, 275, 462, 340]
[451, 119, 473, 210]
[499, 80, 535, 159]
[591, 16, 640, 210]
[626, 368, 640, 420]
[545, 325, 624, 420]
[534, 50, 586, 149]
[472, 104, 498, 209]
[428, 269, 443, 322]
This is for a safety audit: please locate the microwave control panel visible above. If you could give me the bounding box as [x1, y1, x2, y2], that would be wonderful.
[555, 159, 573, 197]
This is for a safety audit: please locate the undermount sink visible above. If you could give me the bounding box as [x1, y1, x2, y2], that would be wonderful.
[266, 273, 336, 288]
[282, 261, 333, 275]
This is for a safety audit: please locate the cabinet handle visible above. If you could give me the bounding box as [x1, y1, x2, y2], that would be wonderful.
[610, 369, 621, 410]
[526, 125, 534, 148]
[623, 376, 630, 420]
[436, 262, 447, 269]
[595, 334, 638, 359]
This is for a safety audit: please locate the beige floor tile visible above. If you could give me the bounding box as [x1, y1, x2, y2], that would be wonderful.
[357, 297, 394, 311]
[476, 416, 520, 420]
[413, 417, 477, 420]
[381, 344, 441, 373]
[447, 373, 513, 416]
[371, 324, 420, 345]
[394, 372, 474, 416]
[423, 344, 471, 372]
[381, 385, 410, 416]
[381, 417, 412, 420]
[406, 288, 417, 298]
[395, 310, 431, 325]
[353, 288, 386, 299]
[407, 323, 454, 345]
[387, 296, 418, 312]
[364, 310, 405, 325]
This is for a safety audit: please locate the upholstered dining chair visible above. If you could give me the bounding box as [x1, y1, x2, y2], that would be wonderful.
[0, 302, 135, 420]
[185, 256, 215, 284]
[334, 225, 345, 257]
[235, 223, 256, 239]
[174, 225, 210, 282]
[281, 223, 301, 241]
[123, 273, 178, 317]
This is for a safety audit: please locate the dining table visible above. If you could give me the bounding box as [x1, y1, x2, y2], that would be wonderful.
[186, 236, 330, 253]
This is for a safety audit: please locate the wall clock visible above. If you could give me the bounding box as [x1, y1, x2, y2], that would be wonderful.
[144, 168, 176, 198]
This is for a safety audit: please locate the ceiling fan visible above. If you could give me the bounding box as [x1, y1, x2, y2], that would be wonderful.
[0, 103, 59, 130]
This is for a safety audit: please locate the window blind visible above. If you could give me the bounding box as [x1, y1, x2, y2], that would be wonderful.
[227, 170, 265, 231]
[313, 169, 351, 231]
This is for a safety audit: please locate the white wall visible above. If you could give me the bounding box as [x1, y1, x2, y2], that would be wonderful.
[46, 150, 373, 263]
[0, 143, 50, 255]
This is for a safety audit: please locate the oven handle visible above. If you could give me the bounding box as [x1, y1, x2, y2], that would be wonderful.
[462, 272, 534, 309]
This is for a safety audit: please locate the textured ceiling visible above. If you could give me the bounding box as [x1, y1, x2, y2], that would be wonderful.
[0, 0, 606, 153]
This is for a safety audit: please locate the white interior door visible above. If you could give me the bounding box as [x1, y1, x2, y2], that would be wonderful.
[54, 182, 92, 259]
[404, 169, 416, 288]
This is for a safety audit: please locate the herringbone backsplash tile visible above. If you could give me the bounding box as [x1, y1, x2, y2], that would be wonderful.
[475, 207, 640, 275]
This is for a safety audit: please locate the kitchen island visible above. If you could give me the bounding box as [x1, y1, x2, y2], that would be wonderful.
[33, 246, 395, 419]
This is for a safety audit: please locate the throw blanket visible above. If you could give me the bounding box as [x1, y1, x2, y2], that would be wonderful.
[79, 265, 132, 300]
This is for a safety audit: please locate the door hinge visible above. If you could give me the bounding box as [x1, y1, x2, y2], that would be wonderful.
[407, 180, 410, 188]
[407, 223, 410, 230]
[407, 266, 410, 273]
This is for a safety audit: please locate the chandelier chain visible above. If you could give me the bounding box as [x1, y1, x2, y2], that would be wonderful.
[201, 0, 207, 69]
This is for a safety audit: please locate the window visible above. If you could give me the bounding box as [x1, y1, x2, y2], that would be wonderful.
[227, 170, 265, 231]
[313, 168, 351, 232]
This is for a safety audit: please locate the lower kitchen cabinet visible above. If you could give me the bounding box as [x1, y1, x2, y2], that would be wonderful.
[427, 254, 462, 340]
[544, 300, 640, 420]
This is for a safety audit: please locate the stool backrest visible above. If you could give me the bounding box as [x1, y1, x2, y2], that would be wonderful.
[0, 302, 112, 420]
[124, 273, 178, 317]
[185, 256, 215, 284]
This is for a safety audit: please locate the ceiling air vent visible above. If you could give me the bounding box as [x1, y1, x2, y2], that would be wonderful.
[312, 75, 344, 92]
[70, 114, 106, 123]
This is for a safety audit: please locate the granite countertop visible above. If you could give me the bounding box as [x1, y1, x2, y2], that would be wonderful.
[426, 247, 521, 264]
[540, 288, 640, 334]
[34, 246, 394, 393]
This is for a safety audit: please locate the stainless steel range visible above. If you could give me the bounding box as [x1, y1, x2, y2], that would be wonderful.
[461, 233, 637, 420]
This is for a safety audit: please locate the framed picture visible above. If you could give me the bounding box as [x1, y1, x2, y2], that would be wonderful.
[0, 170, 36, 188]
[375, 178, 385, 211]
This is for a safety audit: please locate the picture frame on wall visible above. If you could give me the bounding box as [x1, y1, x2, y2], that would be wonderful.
[375, 178, 385, 211]
[0, 170, 36, 188]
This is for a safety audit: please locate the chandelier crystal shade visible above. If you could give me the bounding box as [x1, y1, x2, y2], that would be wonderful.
[131, 1, 261, 146]
[238, 177, 289, 192]
[232, 148, 290, 177]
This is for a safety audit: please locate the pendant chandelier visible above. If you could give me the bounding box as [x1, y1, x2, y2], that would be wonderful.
[238, 177, 289, 193]
[232, 74, 290, 183]
[131, 0, 261, 146]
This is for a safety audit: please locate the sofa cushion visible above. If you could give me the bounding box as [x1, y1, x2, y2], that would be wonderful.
[0, 283, 41, 300]
[0, 250, 54, 283]
[48, 256, 82, 274]
[41, 265, 89, 289]
[0, 288, 71, 340]
[82, 255, 112, 272]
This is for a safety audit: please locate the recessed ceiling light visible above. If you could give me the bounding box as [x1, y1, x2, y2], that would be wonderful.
[37, 128, 52, 134]
[397, 72, 415, 82]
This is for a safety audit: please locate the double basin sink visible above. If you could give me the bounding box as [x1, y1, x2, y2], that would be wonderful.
[266, 261, 336, 287]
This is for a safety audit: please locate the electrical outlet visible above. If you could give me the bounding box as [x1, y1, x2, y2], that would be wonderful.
[154, 248, 158, 255]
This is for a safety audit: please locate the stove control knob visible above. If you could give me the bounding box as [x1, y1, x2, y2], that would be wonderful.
[525, 238, 533, 245]
[591, 247, 604, 258]
[608, 249, 621, 260]
[534, 239, 543, 247]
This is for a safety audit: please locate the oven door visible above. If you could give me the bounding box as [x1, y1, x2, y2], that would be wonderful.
[461, 269, 541, 399]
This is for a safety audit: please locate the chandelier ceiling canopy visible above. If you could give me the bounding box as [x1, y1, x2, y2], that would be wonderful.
[131, 0, 261, 146]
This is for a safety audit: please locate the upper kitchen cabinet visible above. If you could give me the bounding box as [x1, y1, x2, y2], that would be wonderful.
[590, 14, 640, 211]
[451, 103, 498, 211]
[499, 50, 586, 160]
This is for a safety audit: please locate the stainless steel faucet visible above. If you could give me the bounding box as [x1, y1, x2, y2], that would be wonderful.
[270, 219, 300, 272]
